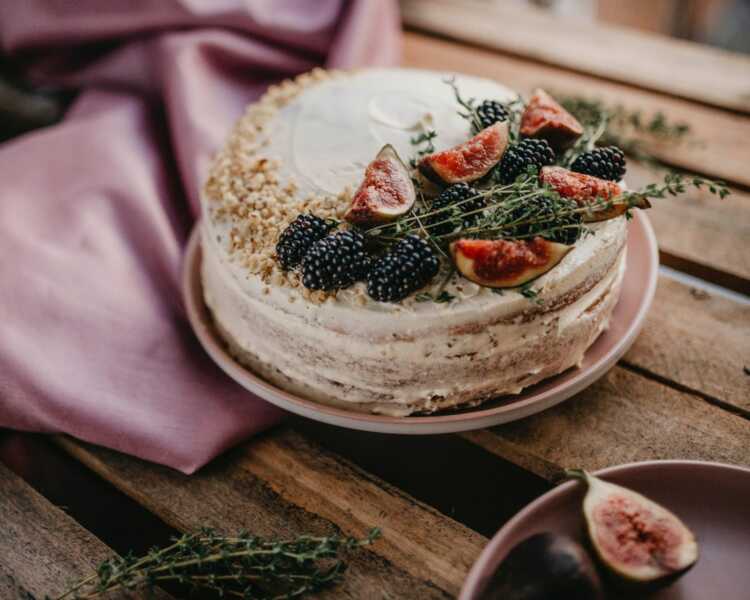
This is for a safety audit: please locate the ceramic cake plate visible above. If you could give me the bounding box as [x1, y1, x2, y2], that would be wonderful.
[182, 209, 657, 434]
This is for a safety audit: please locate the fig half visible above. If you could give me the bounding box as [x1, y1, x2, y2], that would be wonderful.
[520, 89, 583, 150]
[568, 470, 699, 587]
[478, 532, 604, 600]
[451, 237, 571, 289]
[419, 121, 509, 184]
[540, 166, 650, 222]
[344, 144, 415, 225]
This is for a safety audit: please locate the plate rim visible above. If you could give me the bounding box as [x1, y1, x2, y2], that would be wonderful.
[181, 210, 658, 434]
[458, 459, 750, 599]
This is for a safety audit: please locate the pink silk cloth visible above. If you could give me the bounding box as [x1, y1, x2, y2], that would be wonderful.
[0, 1, 401, 473]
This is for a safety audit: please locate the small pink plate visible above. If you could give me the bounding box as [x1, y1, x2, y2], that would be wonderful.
[460, 460, 750, 599]
[182, 210, 657, 434]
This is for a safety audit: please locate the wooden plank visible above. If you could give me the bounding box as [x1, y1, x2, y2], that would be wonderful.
[0, 462, 159, 600]
[626, 162, 750, 293]
[403, 32, 750, 289]
[462, 366, 750, 482]
[402, 0, 750, 113]
[402, 31, 750, 189]
[57, 428, 487, 599]
[623, 276, 750, 415]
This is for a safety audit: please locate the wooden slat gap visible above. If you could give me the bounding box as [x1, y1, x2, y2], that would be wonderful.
[619, 361, 750, 421]
[659, 252, 750, 296]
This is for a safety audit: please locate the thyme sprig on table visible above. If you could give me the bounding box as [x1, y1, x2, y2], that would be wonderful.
[555, 94, 692, 165]
[54, 528, 380, 600]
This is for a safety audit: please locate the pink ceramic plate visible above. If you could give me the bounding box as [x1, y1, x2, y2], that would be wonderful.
[182, 210, 657, 433]
[460, 460, 750, 599]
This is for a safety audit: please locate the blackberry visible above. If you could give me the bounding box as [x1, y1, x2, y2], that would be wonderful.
[276, 214, 334, 270]
[367, 235, 440, 303]
[301, 230, 371, 291]
[571, 146, 626, 181]
[427, 183, 485, 235]
[504, 196, 583, 245]
[496, 138, 555, 184]
[476, 99, 509, 129]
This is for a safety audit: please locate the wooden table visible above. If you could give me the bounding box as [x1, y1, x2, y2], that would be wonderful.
[2, 4, 749, 598]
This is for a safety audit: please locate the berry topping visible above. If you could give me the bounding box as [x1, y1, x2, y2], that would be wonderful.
[301, 230, 371, 291]
[427, 183, 485, 235]
[496, 138, 555, 184]
[476, 99, 510, 129]
[571, 146, 627, 181]
[276, 214, 335, 270]
[367, 235, 440, 303]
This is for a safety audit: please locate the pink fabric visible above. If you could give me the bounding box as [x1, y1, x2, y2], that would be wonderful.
[0, 1, 401, 473]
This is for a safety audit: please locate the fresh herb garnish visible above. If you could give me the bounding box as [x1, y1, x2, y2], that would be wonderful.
[555, 94, 692, 166]
[409, 129, 437, 168]
[445, 77, 524, 140]
[55, 528, 380, 600]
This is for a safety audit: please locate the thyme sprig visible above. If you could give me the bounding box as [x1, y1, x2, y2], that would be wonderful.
[55, 528, 380, 600]
[365, 170, 728, 253]
[444, 77, 524, 140]
[555, 94, 692, 165]
[409, 129, 437, 168]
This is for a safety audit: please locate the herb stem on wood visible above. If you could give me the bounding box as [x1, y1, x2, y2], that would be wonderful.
[54, 528, 380, 600]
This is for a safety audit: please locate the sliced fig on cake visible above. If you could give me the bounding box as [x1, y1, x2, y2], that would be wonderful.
[419, 121, 509, 184]
[520, 89, 583, 150]
[567, 470, 699, 588]
[345, 144, 415, 225]
[450, 237, 571, 288]
[540, 166, 649, 222]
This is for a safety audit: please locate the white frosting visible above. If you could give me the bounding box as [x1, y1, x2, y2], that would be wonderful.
[201, 68, 628, 413]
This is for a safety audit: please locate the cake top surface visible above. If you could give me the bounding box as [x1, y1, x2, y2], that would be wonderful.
[202, 67, 626, 319]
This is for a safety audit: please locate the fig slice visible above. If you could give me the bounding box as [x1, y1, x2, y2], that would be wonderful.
[419, 121, 509, 184]
[520, 89, 583, 150]
[479, 532, 604, 600]
[344, 144, 415, 225]
[450, 237, 571, 288]
[540, 166, 650, 222]
[568, 470, 699, 586]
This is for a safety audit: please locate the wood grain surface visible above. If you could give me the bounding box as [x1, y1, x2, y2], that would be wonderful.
[0, 462, 163, 600]
[56, 429, 488, 599]
[463, 365, 750, 482]
[626, 163, 750, 293]
[623, 276, 750, 415]
[402, 0, 750, 113]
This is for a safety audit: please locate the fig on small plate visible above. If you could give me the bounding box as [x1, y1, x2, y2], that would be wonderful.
[540, 166, 650, 222]
[344, 145, 415, 225]
[520, 89, 583, 150]
[450, 237, 571, 288]
[419, 121, 509, 185]
[478, 532, 604, 600]
[568, 470, 699, 588]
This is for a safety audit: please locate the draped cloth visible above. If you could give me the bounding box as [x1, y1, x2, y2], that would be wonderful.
[0, 0, 401, 473]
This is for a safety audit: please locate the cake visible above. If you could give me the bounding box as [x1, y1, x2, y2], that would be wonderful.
[200, 68, 632, 416]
